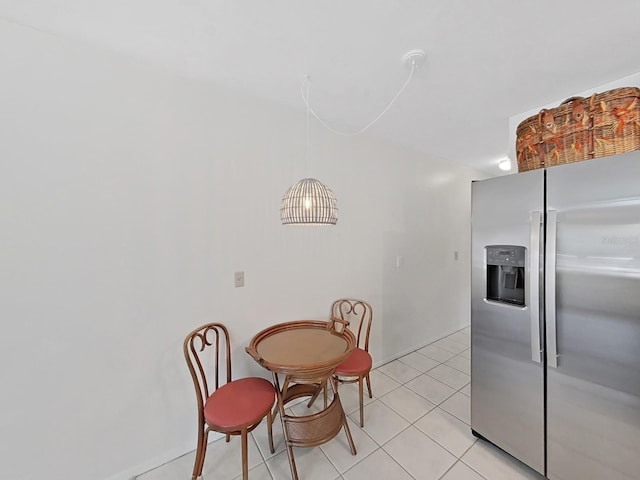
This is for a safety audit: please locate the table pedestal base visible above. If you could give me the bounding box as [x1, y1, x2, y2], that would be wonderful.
[273, 374, 356, 480]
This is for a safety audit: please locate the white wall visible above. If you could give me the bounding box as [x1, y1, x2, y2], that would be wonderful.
[0, 19, 487, 480]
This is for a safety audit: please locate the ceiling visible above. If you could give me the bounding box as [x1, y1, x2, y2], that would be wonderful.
[3, 1, 640, 174]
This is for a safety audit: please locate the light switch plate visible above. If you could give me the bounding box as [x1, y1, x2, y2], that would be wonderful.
[234, 271, 244, 288]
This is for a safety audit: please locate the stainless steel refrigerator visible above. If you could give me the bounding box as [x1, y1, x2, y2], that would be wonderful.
[471, 151, 640, 480]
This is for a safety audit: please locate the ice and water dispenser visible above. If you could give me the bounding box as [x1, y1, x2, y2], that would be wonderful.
[486, 245, 526, 306]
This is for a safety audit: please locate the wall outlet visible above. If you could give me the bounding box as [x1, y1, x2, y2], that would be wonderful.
[234, 271, 244, 288]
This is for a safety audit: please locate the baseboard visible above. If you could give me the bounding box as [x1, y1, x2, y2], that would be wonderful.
[103, 445, 190, 480]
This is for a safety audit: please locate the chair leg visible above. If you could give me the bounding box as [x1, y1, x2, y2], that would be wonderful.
[194, 425, 209, 480]
[365, 372, 372, 398]
[241, 429, 249, 480]
[191, 425, 203, 480]
[267, 407, 275, 454]
[358, 375, 365, 427]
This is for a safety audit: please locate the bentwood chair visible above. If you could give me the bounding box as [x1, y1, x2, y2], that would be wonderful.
[183, 323, 276, 480]
[331, 299, 373, 427]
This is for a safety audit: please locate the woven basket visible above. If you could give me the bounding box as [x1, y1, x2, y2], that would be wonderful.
[516, 87, 640, 172]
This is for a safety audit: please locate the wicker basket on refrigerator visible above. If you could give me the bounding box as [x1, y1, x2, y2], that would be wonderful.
[516, 86, 640, 172]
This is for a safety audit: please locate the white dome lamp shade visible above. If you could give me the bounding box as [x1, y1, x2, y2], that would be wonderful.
[280, 177, 338, 225]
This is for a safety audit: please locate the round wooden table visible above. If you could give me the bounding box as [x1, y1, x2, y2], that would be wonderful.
[246, 319, 357, 480]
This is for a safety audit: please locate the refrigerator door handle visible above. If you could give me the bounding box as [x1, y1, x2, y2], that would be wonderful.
[529, 211, 542, 363]
[546, 210, 559, 368]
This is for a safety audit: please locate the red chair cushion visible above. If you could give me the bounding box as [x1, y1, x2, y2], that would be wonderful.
[204, 377, 275, 430]
[335, 348, 372, 375]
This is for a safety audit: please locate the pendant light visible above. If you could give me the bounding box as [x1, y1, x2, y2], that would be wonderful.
[280, 177, 338, 225]
[280, 49, 425, 226]
[280, 77, 338, 225]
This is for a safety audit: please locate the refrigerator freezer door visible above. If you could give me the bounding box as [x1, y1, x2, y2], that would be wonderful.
[546, 152, 640, 480]
[471, 170, 545, 475]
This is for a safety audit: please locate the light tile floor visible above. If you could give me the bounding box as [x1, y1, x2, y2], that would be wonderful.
[137, 327, 545, 480]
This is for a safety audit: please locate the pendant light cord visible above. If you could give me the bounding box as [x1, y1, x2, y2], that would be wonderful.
[305, 75, 311, 174]
[301, 59, 418, 137]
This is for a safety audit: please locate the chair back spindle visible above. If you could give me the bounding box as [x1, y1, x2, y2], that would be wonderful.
[331, 299, 372, 352]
